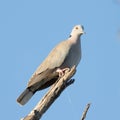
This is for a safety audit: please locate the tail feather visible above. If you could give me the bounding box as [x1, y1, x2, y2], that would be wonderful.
[17, 88, 34, 105]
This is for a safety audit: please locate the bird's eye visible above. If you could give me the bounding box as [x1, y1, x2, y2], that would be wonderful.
[75, 27, 79, 30]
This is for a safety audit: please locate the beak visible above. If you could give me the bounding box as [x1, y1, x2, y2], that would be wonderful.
[81, 25, 86, 34]
[81, 31, 86, 34]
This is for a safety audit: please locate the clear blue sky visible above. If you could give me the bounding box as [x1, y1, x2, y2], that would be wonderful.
[0, 0, 120, 120]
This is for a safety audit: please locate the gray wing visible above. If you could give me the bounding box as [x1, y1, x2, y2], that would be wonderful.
[27, 40, 71, 88]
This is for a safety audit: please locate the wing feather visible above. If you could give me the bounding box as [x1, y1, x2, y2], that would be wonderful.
[27, 40, 71, 88]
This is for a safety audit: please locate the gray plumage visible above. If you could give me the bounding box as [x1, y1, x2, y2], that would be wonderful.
[17, 25, 84, 105]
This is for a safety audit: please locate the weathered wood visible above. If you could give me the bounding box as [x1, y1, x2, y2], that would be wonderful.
[80, 103, 91, 120]
[22, 66, 76, 120]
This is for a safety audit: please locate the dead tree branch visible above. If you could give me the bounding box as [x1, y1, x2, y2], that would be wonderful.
[80, 103, 91, 120]
[22, 66, 76, 120]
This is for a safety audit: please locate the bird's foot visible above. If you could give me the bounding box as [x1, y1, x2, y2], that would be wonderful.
[56, 68, 70, 77]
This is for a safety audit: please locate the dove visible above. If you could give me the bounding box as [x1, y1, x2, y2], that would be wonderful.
[17, 25, 85, 105]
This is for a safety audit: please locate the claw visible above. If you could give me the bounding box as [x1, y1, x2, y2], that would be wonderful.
[56, 68, 70, 77]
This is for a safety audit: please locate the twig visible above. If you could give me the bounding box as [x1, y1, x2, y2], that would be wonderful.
[80, 103, 91, 120]
[22, 66, 76, 120]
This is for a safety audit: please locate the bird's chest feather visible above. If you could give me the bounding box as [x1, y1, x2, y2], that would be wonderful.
[61, 43, 81, 68]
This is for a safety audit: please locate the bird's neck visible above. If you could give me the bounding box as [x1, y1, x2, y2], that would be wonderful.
[69, 34, 80, 44]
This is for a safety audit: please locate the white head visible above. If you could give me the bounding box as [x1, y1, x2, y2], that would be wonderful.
[70, 25, 84, 37]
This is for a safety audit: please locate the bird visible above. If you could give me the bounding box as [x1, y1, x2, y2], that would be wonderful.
[17, 25, 85, 105]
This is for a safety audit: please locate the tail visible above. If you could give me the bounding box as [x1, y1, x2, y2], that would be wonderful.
[17, 88, 34, 106]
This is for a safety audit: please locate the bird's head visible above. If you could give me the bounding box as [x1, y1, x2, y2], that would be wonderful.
[70, 25, 85, 37]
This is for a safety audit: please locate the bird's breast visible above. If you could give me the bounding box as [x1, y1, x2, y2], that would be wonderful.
[60, 42, 81, 69]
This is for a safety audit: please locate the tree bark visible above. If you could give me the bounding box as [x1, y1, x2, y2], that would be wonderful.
[80, 103, 91, 120]
[22, 66, 76, 120]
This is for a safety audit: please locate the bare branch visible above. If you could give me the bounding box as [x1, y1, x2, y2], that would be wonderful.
[80, 103, 91, 120]
[22, 66, 76, 120]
